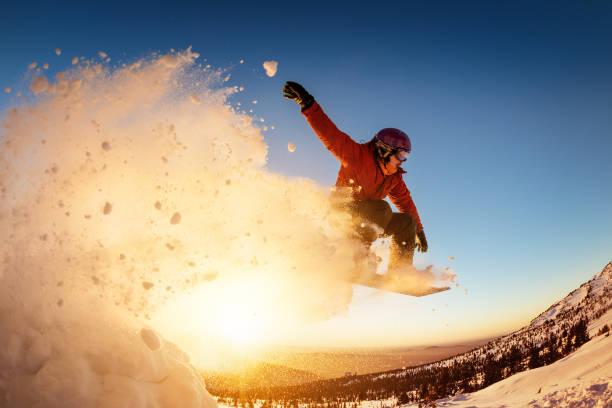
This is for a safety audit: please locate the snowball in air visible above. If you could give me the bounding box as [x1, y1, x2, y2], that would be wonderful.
[4, 87, 10, 93]
[98, 51, 108, 58]
[263, 60, 278, 77]
[28, 62, 37, 70]
[71, 57, 79, 65]
[189, 93, 201, 105]
[449, 257, 455, 261]
[288, 142, 296, 152]
[170, 212, 181, 224]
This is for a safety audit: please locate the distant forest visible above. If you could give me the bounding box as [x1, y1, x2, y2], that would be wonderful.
[205, 318, 605, 407]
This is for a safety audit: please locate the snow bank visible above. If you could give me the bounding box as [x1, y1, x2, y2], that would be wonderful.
[0, 49, 370, 406]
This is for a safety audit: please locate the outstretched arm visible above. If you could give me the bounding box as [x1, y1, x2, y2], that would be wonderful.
[283, 81, 361, 167]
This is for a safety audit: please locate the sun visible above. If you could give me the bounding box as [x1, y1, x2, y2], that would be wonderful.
[218, 302, 263, 347]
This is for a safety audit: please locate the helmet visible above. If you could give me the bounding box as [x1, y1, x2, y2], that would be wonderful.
[372, 128, 411, 161]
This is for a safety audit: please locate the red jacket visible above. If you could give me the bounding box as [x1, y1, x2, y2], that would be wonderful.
[303, 102, 424, 232]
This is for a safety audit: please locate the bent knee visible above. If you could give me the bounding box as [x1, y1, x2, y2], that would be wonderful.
[368, 200, 393, 226]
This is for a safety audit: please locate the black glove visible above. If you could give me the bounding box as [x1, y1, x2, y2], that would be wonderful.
[283, 81, 315, 112]
[416, 230, 428, 253]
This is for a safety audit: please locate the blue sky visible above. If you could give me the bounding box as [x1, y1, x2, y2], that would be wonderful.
[1, 1, 611, 345]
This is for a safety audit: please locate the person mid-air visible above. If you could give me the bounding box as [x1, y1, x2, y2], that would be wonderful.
[283, 81, 428, 272]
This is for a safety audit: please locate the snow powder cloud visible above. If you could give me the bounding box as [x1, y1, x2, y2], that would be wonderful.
[0, 48, 375, 406]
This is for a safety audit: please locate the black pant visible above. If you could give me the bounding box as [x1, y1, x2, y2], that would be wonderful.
[347, 200, 417, 264]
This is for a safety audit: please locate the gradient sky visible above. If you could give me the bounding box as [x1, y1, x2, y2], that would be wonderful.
[1, 1, 611, 347]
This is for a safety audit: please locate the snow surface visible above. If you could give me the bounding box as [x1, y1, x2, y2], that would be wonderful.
[416, 334, 612, 407]
[401, 310, 612, 408]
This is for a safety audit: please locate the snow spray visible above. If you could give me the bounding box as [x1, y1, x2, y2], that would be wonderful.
[0, 49, 370, 407]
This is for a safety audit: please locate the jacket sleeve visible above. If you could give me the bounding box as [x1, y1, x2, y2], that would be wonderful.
[388, 177, 424, 232]
[302, 102, 361, 167]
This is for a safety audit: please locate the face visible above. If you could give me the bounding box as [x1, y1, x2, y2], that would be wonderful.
[381, 154, 403, 175]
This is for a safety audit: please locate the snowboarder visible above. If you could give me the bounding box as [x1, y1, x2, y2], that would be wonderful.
[283, 81, 428, 270]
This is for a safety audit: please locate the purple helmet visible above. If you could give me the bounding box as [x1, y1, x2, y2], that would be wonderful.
[372, 128, 411, 161]
[375, 128, 411, 152]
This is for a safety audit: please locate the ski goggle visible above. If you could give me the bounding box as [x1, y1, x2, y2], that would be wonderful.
[394, 149, 410, 162]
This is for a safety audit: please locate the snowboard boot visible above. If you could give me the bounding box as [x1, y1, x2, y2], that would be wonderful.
[388, 243, 415, 275]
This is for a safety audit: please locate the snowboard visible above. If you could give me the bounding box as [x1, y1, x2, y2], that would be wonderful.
[349, 266, 450, 297]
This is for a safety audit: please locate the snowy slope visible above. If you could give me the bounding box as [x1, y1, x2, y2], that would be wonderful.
[395, 262, 612, 407]
[413, 315, 612, 407]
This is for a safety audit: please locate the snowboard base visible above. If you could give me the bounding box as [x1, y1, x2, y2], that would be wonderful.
[349, 270, 450, 297]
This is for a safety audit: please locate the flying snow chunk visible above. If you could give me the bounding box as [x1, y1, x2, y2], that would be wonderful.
[190, 93, 201, 105]
[43, 63, 49, 69]
[103, 202, 112, 215]
[71, 57, 79, 65]
[170, 212, 181, 225]
[55, 48, 61, 55]
[30, 76, 49, 95]
[252, 100, 258, 104]
[98, 51, 108, 59]
[263, 60, 278, 77]
[4, 87, 10, 93]
[449, 257, 455, 261]
[288, 142, 296, 152]
[28, 62, 37, 70]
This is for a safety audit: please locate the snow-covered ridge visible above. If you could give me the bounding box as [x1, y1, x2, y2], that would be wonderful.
[529, 261, 612, 329]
